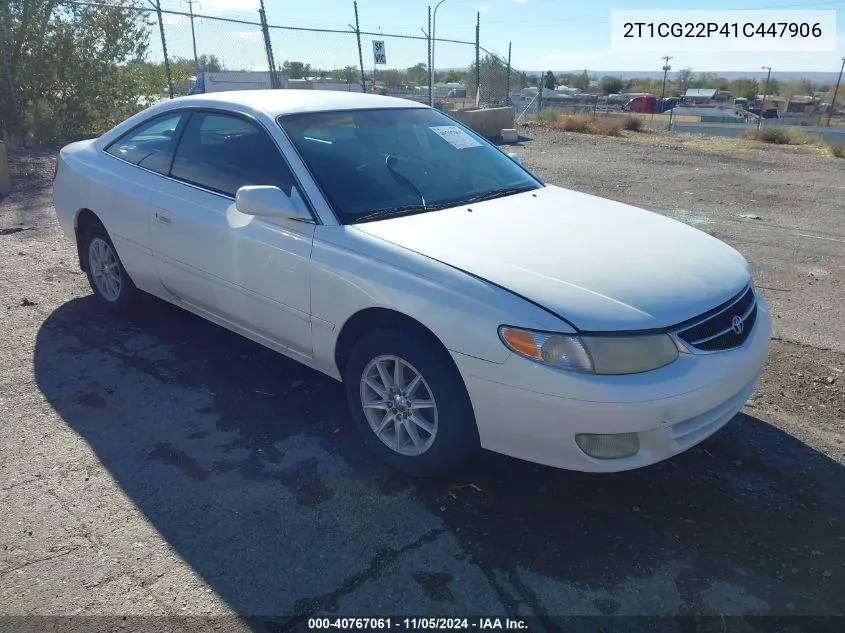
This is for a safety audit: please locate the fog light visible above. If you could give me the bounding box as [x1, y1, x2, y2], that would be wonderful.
[575, 433, 640, 459]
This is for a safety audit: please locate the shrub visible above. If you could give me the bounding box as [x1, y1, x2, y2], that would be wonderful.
[740, 127, 822, 146]
[533, 109, 560, 124]
[621, 115, 644, 131]
[828, 143, 845, 158]
[555, 114, 593, 133]
[588, 119, 623, 136]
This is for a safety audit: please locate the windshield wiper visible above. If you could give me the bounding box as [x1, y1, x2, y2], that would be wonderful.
[461, 185, 537, 205]
[385, 154, 426, 207]
[352, 205, 430, 223]
[352, 200, 457, 224]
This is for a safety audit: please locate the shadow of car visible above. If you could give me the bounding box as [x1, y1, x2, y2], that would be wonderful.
[33, 295, 845, 621]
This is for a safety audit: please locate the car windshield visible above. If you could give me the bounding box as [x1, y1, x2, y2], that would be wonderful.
[278, 107, 541, 224]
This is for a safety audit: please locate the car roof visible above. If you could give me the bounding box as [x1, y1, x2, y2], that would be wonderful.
[166, 89, 425, 116]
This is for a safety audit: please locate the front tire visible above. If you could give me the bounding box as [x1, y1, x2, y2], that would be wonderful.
[344, 329, 479, 477]
[82, 223, 138, 314]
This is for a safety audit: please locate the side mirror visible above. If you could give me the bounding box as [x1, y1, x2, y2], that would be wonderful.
[507, 152, 522, 166]
[235, 185, 312, 222]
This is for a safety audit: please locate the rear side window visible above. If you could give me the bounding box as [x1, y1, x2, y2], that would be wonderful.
[170, 112, 294, 197]
[106, 114, 183, 175]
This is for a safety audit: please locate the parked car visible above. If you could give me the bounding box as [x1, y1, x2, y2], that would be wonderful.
[747, 105, 781, 119]
[53, 90, 771, 476]
[624, 95, 656, 113]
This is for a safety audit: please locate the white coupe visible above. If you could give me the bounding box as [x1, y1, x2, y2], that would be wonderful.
[53, 90, 771, 476]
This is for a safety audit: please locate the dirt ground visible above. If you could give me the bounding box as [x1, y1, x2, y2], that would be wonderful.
[0, 129, 843, 632]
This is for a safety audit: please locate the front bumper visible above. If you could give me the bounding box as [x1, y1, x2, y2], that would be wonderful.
[451, 295, 772, 472]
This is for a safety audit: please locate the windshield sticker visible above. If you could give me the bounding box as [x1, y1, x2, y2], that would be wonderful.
[429, 126, 482, 149]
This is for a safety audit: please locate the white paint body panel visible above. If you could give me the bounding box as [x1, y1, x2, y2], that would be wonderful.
[52, 90, 772, 473]
[354, 185, 752, 331]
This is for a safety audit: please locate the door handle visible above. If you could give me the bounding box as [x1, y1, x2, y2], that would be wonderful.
[154, 212, 172, 225]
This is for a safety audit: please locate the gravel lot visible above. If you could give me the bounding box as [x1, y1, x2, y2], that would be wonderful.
[1, 129, 843, 632]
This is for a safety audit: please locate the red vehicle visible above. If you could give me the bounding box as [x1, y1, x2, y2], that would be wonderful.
[624, 95, 656, 113]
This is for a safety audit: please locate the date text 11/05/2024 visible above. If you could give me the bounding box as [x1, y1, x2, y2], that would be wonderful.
[307, 618, 529, 630]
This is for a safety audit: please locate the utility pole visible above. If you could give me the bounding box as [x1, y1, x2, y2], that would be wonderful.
[183, 0, 200, 75]
[660, 56, 672, 101]
[758, 65, 772, 130]
[824, 57, 845, 127]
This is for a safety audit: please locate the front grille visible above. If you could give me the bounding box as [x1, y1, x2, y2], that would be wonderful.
[676, 287, 756, 352]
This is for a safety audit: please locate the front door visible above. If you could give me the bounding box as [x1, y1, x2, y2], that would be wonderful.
[149, 110, 315, 358]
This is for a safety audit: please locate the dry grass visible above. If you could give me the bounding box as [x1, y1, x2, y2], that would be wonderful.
[529, 113, 845, 158]
[740, 127, 823, 146]
[536, 113, 624, 137]
[621, 115, 644, 131]
[533, 109, 560, 125]
[740, 126, 845, 158]
[556, 114, 593, 133]
[826, 143, 845, 158]
[588, 119, 623, 136]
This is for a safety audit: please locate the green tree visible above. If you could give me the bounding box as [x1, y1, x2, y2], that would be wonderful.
[676, 67, 693, 95]
[730, 78, 759, 100]
[544, 70, 555, 90]
[466, 54, 509, 104]
[599, 75, 624, 95]
[783, 79, 813, 97]
[330, 65, 360, 84]
[571, 69, 590, 91]
[0, 0, 154, 146]
[281, 60, 311, 79]
[196, 54, 223, 72]
[376, 68, 406, 87]
[406, 62, 428, 85]
[440, 69, 464, 84]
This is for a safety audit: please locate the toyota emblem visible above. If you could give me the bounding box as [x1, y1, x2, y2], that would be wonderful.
[731, 315, 744, 335]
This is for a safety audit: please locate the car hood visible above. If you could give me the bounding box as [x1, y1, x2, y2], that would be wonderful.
[353, 185, 751, 331]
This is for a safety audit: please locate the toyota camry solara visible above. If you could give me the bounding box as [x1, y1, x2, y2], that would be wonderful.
[53, 90, 771, 476]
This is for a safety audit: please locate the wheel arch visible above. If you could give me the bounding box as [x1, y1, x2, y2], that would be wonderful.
[334, 307, 456, 379]
[74, 208, 102, 272]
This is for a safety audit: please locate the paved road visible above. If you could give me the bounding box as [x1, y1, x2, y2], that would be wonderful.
[0, 145, 843, 632]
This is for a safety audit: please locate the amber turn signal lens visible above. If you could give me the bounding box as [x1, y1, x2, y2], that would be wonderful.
[500, 327, 541, 358]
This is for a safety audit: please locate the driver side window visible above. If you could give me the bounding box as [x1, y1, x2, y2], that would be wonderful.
[170, 112, 296, 198]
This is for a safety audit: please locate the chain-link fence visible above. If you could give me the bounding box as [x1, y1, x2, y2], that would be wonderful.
[1, 0, 527, 146]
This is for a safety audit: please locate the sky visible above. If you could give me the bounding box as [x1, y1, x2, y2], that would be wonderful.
[151, 0, 845, 76]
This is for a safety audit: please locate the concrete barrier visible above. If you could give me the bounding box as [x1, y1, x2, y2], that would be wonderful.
[452, 107, 516, 139]
[0, 141, 10, 196]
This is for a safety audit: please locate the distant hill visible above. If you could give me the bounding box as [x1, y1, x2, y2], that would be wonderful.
[525, 70, 841, 83]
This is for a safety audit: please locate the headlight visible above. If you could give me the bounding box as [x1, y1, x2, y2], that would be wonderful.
[498, 326, 679, 375]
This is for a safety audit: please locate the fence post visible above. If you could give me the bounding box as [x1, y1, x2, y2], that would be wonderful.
[537, 78, 543, 114]
[154, 0, 174, 99]
[0, 11, 22, 146]
[352, 2, 366, 92]
[474, 12, 480, 106]
[427, 6, 432, 107]
[259, 0, 279, 88]
[505, 42, 511, 106]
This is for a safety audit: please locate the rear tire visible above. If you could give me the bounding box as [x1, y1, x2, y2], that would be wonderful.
[82, 223, 138, 315]
[344, 329, 479, 477]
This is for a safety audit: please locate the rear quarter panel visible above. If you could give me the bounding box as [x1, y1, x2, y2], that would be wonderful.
[53, 140, 165, 293]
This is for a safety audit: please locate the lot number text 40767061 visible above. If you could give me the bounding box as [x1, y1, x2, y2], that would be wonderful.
[307, 617, 529, 630]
